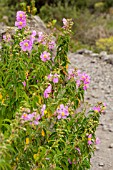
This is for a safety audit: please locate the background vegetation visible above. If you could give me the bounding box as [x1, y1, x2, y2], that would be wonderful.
[1, 0, 113, 52]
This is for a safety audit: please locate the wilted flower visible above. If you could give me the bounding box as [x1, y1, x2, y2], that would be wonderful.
[56, 104, 69, 119]
[44, 84, 52, 98]
[40, 51, 51, 62]
[3, 33, 11, 42]
[48, 40, 55, 50]
[20, 39, 33, 51]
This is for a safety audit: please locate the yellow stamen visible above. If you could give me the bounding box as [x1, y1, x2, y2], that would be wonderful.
[61, 112, 65, 116]
[23, 113, 27, 117]
[26, 138, 29, 145]
[88, 138, 91, 140]
[19, 21, 23, 26]
[44, 54, 47, 58]
[24, 43, 28, 47]
[19, 14, 23, 18]
[0, 93, 2, 100]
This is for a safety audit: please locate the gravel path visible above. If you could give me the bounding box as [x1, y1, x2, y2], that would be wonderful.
[68, 53, 113, 170]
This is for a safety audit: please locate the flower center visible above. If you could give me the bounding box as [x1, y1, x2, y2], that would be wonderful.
[23, 113, 27, 118]
[95, 109, 99, 113]
[88, 138, 91, 141]
[19, 21, 23, 26]
[24, 43, 29, 47]
[44, 54, 47, 58]
[19, 14, 23, 18]
[61, 112, 65, 116]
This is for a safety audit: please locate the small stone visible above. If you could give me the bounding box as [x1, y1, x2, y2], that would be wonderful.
[102, 125, 108, 131]
[109, 128, 113, 132]
[96, 146, 100, 151]
[98, 162, 105, 167]
[99, 51, 107, 58]
[90, 53, 99, 57]
[90, 60, 96, 63]
[109, 143, 113, 148]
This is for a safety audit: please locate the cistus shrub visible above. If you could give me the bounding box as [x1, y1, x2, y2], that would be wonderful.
[0, 11, 106, 170]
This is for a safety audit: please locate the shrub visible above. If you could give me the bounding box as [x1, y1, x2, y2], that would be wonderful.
[0, 11, 106, 170]
[96, 36, 113, 53]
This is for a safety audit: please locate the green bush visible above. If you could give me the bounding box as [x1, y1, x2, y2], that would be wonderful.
[0, 11, 106, 169]
[96, 36, 113, 53]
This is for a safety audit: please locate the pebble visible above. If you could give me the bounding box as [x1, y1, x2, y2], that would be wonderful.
[96, 146, 100, 151]
[102, 125, 108, 131]
[109, 128, 113, 132]
[109, 143, 113, 148]
[98, 162, 105, 167]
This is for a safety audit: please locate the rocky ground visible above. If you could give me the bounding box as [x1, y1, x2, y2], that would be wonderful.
[68, 52, 113, 170]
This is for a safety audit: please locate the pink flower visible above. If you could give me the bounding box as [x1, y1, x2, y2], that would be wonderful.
[68, 158, 72, 164]
[95, 137, 100, 145]
[88, 134, 92, 145]
[53, 73, 59, 83]
[41, 104, 46, 116]
[30, 30, 36, 43]
[33, 115, 41, 125]
[15, 20, 26, 29]
[68, 69, 75, 79]
[93, 106, 101, 113]
[62, 18, 68, 29]
[37, 32, 45, 43]
[16, 11, 26, 21]
[22, 81, 26, 87]
[48, 40, 55, 50]
[75, 147, 81, 154]
[56, 104, 69, 119]
[20, 39, 33, 51]
[40, 51, 51, 62]
[15, 11, 26, 29]
[48, 73, 59, 83]
[48, 73, 53, 80]
[44, 84, 52, 98]
[21, 112, 34, 121]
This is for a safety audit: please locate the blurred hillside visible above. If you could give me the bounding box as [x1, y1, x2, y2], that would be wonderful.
[1, 0, 113, 52]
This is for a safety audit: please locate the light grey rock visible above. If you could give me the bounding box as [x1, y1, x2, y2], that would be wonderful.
[27, 15, 48, 33]
[90, 53, 99, 58]
[103, 55, 113, 65]
[99, 51, 107, 59]
[109, 143, 113, 148]
[76, 49, 93, 55]
[98, 162, 105, 167]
